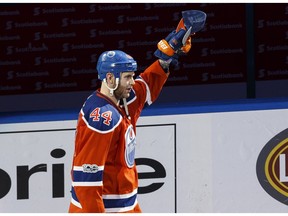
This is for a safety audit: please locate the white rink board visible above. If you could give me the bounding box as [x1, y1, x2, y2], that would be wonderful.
[1, 108, 288, 212]
[0, 120, 175, 213]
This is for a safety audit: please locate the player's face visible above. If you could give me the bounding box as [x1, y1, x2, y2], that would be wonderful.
[114, 72, 135, 100]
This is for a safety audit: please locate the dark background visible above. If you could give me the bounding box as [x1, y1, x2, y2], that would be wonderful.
[0, 3, 287, 113]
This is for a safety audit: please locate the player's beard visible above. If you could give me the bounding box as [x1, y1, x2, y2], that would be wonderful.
[114, 84, 131, 100]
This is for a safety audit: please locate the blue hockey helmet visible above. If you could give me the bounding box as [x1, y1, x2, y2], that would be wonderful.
[96, 50, 137, 81]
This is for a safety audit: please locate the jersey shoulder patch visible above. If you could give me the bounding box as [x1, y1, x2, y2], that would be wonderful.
[81, 93, 121, 133]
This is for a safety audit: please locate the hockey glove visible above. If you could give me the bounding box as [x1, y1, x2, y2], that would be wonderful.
[154, 10, 206, 66]
[154, 24, 192, 66]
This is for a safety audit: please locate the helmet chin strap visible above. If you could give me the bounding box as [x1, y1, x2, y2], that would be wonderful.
[103, 77, 131, 120]
[122, 98, 130, 120]
[103, 78, 119, 96]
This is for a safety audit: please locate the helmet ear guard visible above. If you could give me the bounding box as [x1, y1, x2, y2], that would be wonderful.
[97, 50, 137, 81]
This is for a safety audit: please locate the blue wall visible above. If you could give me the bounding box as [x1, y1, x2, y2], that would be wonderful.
[1, 98, 288, 124]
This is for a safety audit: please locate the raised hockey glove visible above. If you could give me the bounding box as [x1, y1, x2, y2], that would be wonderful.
[154, 10, 206, 66]
[154, 25, 192, 66]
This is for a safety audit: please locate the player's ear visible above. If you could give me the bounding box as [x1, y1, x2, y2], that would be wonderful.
[106, 72, 115, 85]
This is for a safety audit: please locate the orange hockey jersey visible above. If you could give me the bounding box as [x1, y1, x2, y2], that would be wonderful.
[69, 60, 168, 213]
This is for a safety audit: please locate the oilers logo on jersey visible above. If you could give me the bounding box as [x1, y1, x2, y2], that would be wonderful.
[125, 125, 136, 168]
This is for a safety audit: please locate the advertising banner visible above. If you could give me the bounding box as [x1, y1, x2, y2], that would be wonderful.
[0, 120, 176, 213]
[0, 3, 249, 96]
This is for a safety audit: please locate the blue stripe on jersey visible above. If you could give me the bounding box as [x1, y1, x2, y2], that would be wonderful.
[73, 170, 103, 182]
[71, 187, 79, 202]
[103, 193, 137, 209]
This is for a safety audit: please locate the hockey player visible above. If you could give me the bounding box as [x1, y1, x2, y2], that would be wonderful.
[68, 14, 200, 213]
